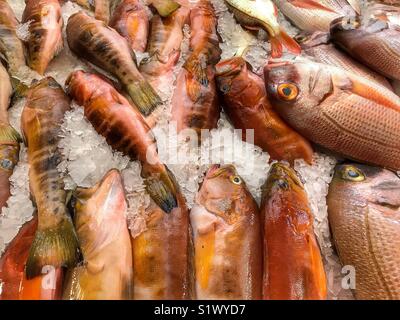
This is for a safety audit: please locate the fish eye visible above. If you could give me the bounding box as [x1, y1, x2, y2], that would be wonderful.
[0, 159, 13, 170]
[277, 83, 298, 101]
[230, 175, 242, 185]
[341, 166, 365, 182]
[220, 83, 231, 94]
[295, 34, 308, 43]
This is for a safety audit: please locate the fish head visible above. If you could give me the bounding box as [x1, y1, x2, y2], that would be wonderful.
[73, 169, 128, 256]
[331, 163, 400, 210]
[196, 164, 255, 222]
[330, 15, 362, 39]
[262, 162, 303, 199]
[215, 57, 247, 95]
[264, 60, 333, 120]
[66, 70, 94, 106]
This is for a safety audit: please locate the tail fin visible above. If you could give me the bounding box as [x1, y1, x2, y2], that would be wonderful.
[150, 0, 181, 17]
[143, 166, 178, 213]
[183, 55, 209, 87]
[126, 80, 162, 116]
[0, 123, 22, 145]
[10, 76, 29, 99]
[270, 29, 301, 58]
[25, 217, 81, 279]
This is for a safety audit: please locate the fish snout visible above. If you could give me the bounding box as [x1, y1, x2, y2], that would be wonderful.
[330, 15, 361, 35]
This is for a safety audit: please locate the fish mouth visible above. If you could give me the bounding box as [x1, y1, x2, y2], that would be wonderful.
[330, 15, 361, 34]
[268, 163, 303, 187]
[215, 57, 245, 78]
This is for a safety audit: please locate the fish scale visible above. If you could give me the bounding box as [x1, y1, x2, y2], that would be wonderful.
[328, 164, 400, 299]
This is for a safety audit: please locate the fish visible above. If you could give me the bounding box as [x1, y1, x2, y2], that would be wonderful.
[66, 70, 178, 213]
[298, 31, 393, 90]
[215, 56, 313, 164]
[366, 4, 400, 27]
[327, 163, 400, 299]
[132, 191, 193, 299]
[190, 165, 262, 299]
[224, 0, 301, 58]
[22, 0, 64, 75]
[0, 62, 21, 215]
[261, 163, 327, 299]
[330, 16, 400, 81]
[94, 0, 112, 24]
[183, 0, 221, 85]
[170, 67, 220, 139]
[66, 11, 162, 116]
[63, 170, 133, 300]
[0, 0, 26, 75]
[170, 0, 221, 138]
[0, 216, 64, 300]
[274, 0, 359, 33]
[139, 7, 189, 87]
[110, 0, 150, 53]
[376, 0, 400, 6]
[21, 77, 80, 279]
[264, 59, 400, 171]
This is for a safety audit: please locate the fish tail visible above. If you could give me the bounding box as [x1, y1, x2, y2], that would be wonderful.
[143, 165, 178, 213]
[10, 76, 30, 98]
[150, 0, 181, 17]
[126, 80, 162, 116]
[25, 217, 81, 279]
[270, 29, 302, 58]
[183, 56, 209, 87]
[0, 122, 22, 144]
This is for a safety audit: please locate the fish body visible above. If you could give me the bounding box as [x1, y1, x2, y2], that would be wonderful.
[327, 163, 400, 299]
[215, 57, 313, 164]
[22, 0, 63, 75]
[0, 63, 20, 215]
[0, 0, 26, 75]
[170, 67, 220, 139]
[190, 165, 262, 299]
[264, 60, 400, 171]
[225, 0, 301, 57]
[63, 170, 133, 300]
[299, 32, 393, 90]
[21, 77, 80, 279]
[66, 70, 178, 213]
[183, 0, 221, 84]
[139, 7, 189, 84]
[132, 193, 193, 300]
[261, 163, 326, 299]
[330, 16, 400, 81]
[0, 217, 64, 300]
[66, 12, 161, 116]
[110, 0, 149, 53]
[274, 0, 359, 33]
[94, 0, 112, 24]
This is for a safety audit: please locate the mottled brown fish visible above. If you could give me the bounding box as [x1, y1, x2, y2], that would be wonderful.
[328, 163, 400, 300]
[330, 16, 400, 81]
[132, 192, 193, 299]
[139, 7, 189, 87]
[190, 165, 262, 299]
[63, 170, 133, 300]
[264, 59, 400, 171]
[261, 163, 326, 300]
[110, 0, 149, 53]
[66, 70, 178, 213]
[0, 0, 26, 75]
[298, 32, 393, 90]
[22, 0, 64, 75]
[275, 0, 360, 33]
[0, 63, 21, 216]
[94, 0, 112, 24]
[21, 77, 80, 279]
[67, 11, 161, 116]
[215, 56, 313, 164]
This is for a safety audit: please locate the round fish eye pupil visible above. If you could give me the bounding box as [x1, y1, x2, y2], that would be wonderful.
[0, 159, 13, 170]
[283, 87, 292, 96]
[347, 169, 359, 178]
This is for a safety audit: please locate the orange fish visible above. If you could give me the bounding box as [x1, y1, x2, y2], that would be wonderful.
[261, 163, 327, 299]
